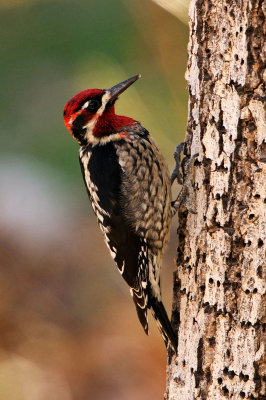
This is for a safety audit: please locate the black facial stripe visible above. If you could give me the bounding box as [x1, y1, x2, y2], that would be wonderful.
[73, 113, 85, 129]
[72, 127, 86, 145]
[71, 113, 87, 145]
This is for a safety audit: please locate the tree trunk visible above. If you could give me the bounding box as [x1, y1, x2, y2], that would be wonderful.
[166, 1, 265, 399]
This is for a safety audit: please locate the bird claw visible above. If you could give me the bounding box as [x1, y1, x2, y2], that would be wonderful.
[170, 142, 184, 185]
[171, 143, 198, 216]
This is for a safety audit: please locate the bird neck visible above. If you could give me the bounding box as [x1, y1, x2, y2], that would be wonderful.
[93, 105, 137, 137]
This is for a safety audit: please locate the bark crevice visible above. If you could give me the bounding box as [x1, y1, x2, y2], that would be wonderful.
[166, 0, 265, 398]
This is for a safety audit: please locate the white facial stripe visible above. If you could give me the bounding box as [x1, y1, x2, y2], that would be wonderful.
[82, 101, 89, 109]
[84, 91, 111, 142]
[87, 132, 127, 146]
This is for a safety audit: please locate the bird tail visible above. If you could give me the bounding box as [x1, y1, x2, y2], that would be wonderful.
[130, 286, 149, 335]
[150, 296, 178, 352]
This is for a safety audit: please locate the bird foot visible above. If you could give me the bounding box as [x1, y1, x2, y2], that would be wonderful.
[170, 142, 184, 185]
[171, 144, 198, 216]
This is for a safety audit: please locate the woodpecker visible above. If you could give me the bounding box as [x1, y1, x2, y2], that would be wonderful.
[63, 74, 177, 351]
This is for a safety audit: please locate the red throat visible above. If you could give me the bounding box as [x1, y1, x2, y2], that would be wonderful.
[93, 104, 137, 137]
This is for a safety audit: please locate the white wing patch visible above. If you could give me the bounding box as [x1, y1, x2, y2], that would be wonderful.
[128, 242, 149, 311]
[80, 149, 126, 277]
[79, 151, 110, 229]
[118, 261, 125, 275]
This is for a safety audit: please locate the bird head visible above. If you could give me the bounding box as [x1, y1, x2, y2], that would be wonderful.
[63, 74, 141, 145]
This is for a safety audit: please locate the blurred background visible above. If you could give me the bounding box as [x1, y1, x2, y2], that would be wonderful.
[0, 0, 188, 398]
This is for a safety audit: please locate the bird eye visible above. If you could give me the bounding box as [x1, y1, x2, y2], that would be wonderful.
[83, 99, 100, 110]
[89, 100, 100, 109]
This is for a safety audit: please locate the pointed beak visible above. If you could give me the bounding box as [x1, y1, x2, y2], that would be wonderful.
[106, 74, 141, 104]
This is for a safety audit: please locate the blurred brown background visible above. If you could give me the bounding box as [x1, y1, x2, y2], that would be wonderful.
[0, 0, 188, 398]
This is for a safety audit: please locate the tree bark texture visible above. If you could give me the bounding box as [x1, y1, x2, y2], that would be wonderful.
[166, 1, 265, 399]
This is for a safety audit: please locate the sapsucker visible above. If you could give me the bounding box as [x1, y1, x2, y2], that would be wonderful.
[63, 75, 177, 351]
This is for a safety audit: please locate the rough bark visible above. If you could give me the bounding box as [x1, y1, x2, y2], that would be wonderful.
[166, 1, 265, 399]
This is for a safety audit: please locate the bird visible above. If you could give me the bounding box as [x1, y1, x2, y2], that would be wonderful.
[63, 74, 177, 351]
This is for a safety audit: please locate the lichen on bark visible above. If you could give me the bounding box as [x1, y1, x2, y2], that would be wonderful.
[166, 1, 265, 399]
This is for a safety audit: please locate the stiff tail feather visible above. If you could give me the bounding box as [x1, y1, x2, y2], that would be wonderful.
[150, 296, 177, 352]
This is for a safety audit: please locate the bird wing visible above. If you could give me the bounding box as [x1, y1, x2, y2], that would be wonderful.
[114, 127, 172, 257]
[79, 141, 149, 334]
